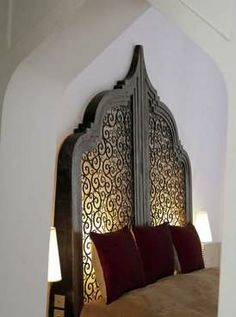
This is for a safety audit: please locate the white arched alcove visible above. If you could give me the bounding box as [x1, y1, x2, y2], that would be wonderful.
[0, 6, 227, 317]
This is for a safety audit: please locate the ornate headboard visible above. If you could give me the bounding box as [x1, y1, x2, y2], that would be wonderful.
[50, 45, 192, 317]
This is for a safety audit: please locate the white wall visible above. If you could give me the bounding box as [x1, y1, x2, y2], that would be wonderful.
[61, 8, 227, 241]
[146, 1, 236, 315]
[0, 0, 87, 129]
[0, 0, 148, 133]
[0, 5, 227, 317]
[0, 1, 149, 317]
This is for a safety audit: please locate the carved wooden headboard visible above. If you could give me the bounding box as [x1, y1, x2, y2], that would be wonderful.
[50, 45, 192, 317]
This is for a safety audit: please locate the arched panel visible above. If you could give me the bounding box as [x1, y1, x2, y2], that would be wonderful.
[148, 102, 188, 226]
[51, 45, 192, 317]
[81, 103, 134, 302]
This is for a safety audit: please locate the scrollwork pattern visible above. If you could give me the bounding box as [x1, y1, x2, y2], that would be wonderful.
[149, 100, 186, 226]
[81, 104, 134, 302]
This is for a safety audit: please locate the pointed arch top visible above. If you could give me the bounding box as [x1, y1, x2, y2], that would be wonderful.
[51, 45, 192, 317]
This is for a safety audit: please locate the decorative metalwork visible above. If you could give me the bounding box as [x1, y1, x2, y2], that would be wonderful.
[81, 104, 134, 302]
[51, 45, 192, 317]
[149, 100, 186, 226]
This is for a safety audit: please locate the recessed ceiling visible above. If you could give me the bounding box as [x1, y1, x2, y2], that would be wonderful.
[0, 0, 9, 57]
[180, 0, 233, 39]
[0, 0, 65, 59]
[147, 0, 234, 40]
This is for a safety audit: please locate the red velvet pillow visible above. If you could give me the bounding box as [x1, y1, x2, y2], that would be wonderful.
[169, 223, 205, 273]
[132, 224, 175, 285]
[90, 226, 145, 303]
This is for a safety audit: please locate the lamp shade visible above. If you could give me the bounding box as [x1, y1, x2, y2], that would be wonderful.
[48, 226, 62, 282]
[194, 211, 212, 243]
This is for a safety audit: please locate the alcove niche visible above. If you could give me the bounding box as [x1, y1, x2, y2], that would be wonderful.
[0, 7, 227, 317]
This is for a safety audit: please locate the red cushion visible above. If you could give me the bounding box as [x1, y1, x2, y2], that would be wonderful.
[169, 223, 205, 273]
[133, 224, 175, 285]
[90, 226, 145, 303]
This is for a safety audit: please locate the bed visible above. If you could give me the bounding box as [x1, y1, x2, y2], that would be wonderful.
[49, 45, 219, 317]
[81, 268, 219, 317]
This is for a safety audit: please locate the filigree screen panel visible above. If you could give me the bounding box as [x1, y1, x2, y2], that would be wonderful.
[149, 103, 186, 226]
[81, 104, 134, 303]
[52, 45, 193, 317]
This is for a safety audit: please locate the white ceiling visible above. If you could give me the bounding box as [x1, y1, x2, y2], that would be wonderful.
[147, 0, 234, 40]
[12, 0, 62, 44]
[0, 0, 66, 59]
[0, 0, 9, 57]
[1, 0, 233, 61]
[180, 0, 233, 39]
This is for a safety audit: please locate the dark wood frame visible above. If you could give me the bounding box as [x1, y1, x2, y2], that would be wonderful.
[49, 45, 192, 317]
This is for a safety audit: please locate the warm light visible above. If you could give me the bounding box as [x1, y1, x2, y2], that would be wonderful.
[48, 227, 62, 282]
[194, 211, 212, 243]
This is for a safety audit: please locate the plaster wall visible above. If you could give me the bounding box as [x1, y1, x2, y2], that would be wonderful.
[0, 1, 149, 316]
[0, 5, 227, 317]
[60, 8, 227, 242]
[0, 0, 86, 129]
[0, 0, 147, 132]
[146, 1, 236, 315]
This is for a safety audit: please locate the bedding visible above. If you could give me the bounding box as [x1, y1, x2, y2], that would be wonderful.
[81, 268, 219, 317]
